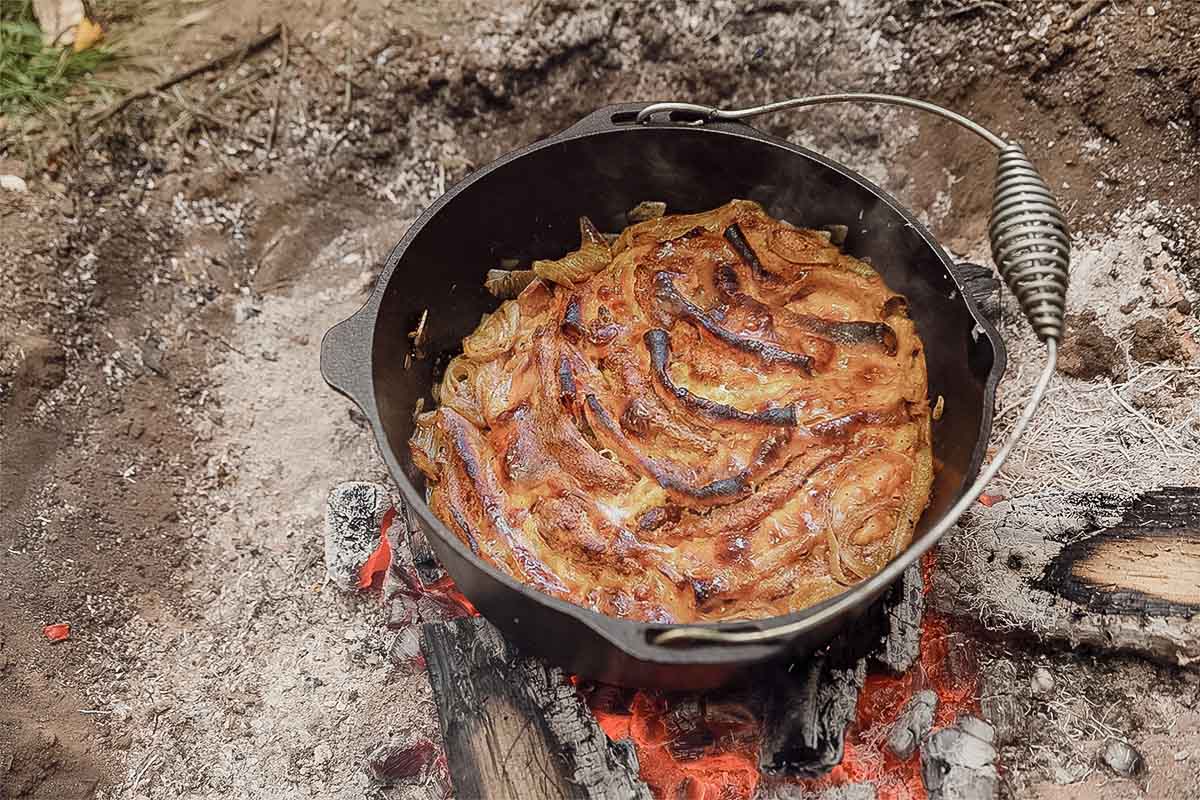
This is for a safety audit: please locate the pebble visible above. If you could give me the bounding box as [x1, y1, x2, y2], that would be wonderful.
[1101, 739, 1144, 777]
[1146, 6, 1156, 16]
[313, 743, 333, 765]
[0, 175, 28, 193]
[1031, 667, 1055, 697]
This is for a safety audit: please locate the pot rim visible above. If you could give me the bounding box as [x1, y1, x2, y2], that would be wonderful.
[321, 102, 1006, 666]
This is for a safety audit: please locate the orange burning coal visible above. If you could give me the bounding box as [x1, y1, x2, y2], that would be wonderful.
[394, 501, 977, 800]
[579, 553, 979, 800]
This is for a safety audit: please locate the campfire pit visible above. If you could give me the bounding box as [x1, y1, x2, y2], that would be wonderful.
[336, 468, 1200, 800]
[335, 482, 998, 800]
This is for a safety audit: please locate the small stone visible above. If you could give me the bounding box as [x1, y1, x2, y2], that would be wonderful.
[313, 743, 333, 765]
[1176, 298, 1193, 315]
[1145, 5, 1156, 16]
[1101, 739, 1144, 777]
[233, 297, 261, 323]
[0, 174, 28, 192]
[1031, 667, 1055, 697]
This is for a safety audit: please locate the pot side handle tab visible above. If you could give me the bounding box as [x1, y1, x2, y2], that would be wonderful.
[321, 304, 375, 414]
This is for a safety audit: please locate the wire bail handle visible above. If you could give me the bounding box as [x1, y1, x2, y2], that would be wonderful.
[636, 93, 1069, 648]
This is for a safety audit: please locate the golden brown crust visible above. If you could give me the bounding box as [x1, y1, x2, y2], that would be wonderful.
[410, 201, 933, 623]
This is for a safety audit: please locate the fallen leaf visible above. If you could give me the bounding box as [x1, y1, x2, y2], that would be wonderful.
[44, 623, 71, 642]
[32, 0, 84, 47]
[73, 18, 103, 52]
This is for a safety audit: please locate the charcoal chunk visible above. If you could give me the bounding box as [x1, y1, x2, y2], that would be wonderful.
[921, 715, 999, 800]
[325, 482, 390, 590]
[887, 690, 938, 760]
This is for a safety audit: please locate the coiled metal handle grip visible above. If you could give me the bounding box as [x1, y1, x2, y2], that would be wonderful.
[991, 145, 1069, 341]
[634, 94, 1067, 648]
[637, 93, 1069, 343]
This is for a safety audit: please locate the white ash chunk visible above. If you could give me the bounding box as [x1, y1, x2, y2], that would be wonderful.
[921, 715, 999, 800]
[325, 481, 390, 590]
[1030, 667, 1055, 697]
[888, 690, 938, 760]
[1101, 739, 1144, 777]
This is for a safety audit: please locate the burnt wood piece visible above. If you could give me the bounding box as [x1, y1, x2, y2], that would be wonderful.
[400, 499, 447, 585]
[953, 262, 1000, 323]
[759, 645, 868, 778]
[421, 617, 653, 800]
[921, 716, 999, 800]
[875, 563, 925, 674]
[932, 488, 1200, 666]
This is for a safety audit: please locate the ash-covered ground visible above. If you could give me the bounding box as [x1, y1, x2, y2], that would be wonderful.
[2, 2, 1198, 799]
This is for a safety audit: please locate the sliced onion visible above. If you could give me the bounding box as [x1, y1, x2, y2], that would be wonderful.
[533, 217, 612, 286]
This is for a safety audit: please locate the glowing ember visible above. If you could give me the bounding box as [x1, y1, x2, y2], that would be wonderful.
[404, 516, 976, 800]
[43, 623, 70, 642]
[423, 575, 479, 617]
[581, 553, 979, 800]
[359, 507, 397, 589]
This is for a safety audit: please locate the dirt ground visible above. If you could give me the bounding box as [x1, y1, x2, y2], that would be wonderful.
[2, 1, 1198, 799]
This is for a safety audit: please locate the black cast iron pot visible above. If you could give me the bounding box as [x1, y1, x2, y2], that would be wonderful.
[321, 101, 1034, 689]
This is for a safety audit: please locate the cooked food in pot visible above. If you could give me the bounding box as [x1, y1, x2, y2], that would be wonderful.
[409, 200, 933, 623]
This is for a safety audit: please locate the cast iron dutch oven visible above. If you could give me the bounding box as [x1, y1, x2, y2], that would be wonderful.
[321, 94, 1069, 690]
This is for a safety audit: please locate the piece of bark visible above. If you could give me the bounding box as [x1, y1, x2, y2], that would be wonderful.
[932, 488, 1200, 667]
[400, 500, 447, 585]
[421, 617, 652, 800]
[921, 715, 999, 800]
[874, 563, 924, 674]
[759, 646, 867, 777]
[955, 262, 1001, 322]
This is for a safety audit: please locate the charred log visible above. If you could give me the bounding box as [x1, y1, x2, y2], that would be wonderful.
[874, 563, 925, 674]
[932, 488, 1200, 666]
[400, 499, 447, 585]
[421, 617, 652, 800]
[759, 643, 868, 778]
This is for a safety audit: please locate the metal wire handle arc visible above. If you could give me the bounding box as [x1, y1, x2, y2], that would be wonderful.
[633, 93, 1068, 648]
[637, 93, 1070, 344]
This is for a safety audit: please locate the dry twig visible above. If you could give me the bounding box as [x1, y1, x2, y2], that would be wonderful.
[1062, 0, 1109, 32]
[90, 24, 283, 124]
[266, 24, 290, 155]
